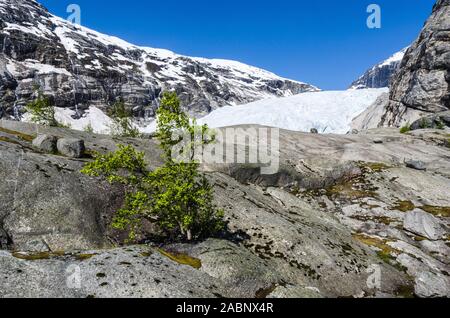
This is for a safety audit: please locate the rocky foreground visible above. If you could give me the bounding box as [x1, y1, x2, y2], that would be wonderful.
[0, 120, 449, 298]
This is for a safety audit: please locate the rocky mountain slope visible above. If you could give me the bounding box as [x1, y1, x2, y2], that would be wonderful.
[61, 88, 387, 135]
[0, 0, 317, 122]
[349, 48, 408, 90]
[381, 0, 450, 126]
[0, 120, 449, 298]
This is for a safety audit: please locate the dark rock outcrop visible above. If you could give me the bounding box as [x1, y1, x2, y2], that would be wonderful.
[350, 48, 408, 90]
[381, 0, 450, 126]
[0, 0, 317, 122]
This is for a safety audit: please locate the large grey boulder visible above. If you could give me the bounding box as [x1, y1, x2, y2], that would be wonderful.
[414, 271, 450, 298]
[410, 111, 450, 130]
[405, 160, 427, 171]
[381, 0, 450, 127]
[32, 134, 57, 153]
[403, 210, 447, 240]
[57, 138, 85, 158]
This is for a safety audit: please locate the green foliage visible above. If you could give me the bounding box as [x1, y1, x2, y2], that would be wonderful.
[110, 117, 141, 138]
[26, 91, 58, 127]
[400, 123, 411, 134]
[436, 120, 445, 130]
[419, 118, 430, 129]
[156, 91, 215, 161]
[81, 144, 147, 185]
[84, 123, 94, 133]
[82, 92, 224, 241]
[108, 100, 141, 138]
[108, 99, 132, 119]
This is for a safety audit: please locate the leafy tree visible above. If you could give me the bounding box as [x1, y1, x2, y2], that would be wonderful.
[108, 99, 141, 138]
[82, 92, 223, 241]
[108, 99, 132, 119]
[26, 91, 58, 127]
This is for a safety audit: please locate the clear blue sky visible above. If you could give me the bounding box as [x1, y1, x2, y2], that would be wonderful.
[39, 0, 435, 90]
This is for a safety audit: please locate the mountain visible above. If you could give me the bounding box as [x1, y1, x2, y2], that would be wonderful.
[53, 88, 387, 134]
[349, 48, 408, 90]
[381, 0, 450, 126]
[196, 88, 387, 134]
[0, 0, 318, 122]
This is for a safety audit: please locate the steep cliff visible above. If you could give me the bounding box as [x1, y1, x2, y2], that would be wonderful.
[381, 0, 450, 126]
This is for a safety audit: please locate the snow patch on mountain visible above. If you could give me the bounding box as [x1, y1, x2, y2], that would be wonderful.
[0, 0, 318, 120]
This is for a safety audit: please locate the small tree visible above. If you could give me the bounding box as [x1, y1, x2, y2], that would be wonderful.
[26, 91, 58, 127]
[82, 92, 223, 241]
[108, 99, 141, 138]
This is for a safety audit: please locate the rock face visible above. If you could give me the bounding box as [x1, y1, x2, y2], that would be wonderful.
[351, 93, 389, 131]
[0, 246, 229, 298]
[0, 0, 317, 122]
[410, 110, 450, 130]
[404, 210, 447, 240]
[1, 120, 450, 298]
[350, 48, 408, 90]
[381, 0, 450, 127]
[415, 271, 450, 298]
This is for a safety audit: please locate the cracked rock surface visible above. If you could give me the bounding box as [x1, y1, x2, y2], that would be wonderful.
[0, 120, 448, 298]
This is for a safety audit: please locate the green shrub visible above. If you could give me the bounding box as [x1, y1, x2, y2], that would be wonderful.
[82, 92, 224, 241]
[400, 123, 411, 134]
[107, 99, 132, 119]
[419, 118, 430, 129]
[26, 91, 58, 127]
[107, 100, 141, 138]
[436, 120, 445, 130]
[84, 123, 94, 133]
[110, 117, 141, 138]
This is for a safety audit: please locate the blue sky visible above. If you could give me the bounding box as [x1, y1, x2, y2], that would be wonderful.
[39, 0, 435, 90]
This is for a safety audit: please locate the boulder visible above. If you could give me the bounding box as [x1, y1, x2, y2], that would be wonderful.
[57, 138, 85, 158]
[410, 111, 450, 130]
[403, 210, 446, 240]
[310, 128, 319, 134]
[32, 134, 57, 153]
[414, 271, 450, 298]
[405, 160, 427, 171]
